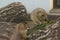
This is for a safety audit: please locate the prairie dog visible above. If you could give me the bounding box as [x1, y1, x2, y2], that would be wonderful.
[10, 23, 27, 40]
[30, 8, 48, 24]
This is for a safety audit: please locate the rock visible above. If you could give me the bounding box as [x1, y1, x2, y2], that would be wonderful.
[47, 14, 60, 21]
[0, 22, 30, 40]
[0, 2, 28, 23]
[27, 18, 60, 40]
[30, 8, 48, 24]
[0, 22, 16, 40]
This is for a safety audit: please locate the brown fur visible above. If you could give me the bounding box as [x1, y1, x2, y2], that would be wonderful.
[10, 23, 27, 40]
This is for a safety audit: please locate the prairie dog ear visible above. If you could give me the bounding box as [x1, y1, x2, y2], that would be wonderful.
[30, 8, 48, 24]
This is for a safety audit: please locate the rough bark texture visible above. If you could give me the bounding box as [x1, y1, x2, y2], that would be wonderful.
[0, 22, 16, 40]
[48, 15, 60, 20]
[0, 2, 28, 23]
[0, 19, 60, 40]
[27, 18, 60, 40]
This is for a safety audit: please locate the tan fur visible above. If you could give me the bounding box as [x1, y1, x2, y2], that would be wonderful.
[30, 8, 48, 24]
[10, 23, 27, 40]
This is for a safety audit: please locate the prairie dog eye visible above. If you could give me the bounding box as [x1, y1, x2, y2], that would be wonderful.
[37, 11, 42, 18]
[37, 11, 41, 14]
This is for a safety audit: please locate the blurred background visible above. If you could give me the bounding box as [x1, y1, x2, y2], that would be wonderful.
[0, 0, 50, 13]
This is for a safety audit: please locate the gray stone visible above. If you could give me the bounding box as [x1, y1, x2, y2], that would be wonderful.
[27, 18, 60, 40]
[0, 22, 16, 40]
[0, 2, 28, 23]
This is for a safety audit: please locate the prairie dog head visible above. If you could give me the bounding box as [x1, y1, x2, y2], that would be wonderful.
[16, 23, 27, 37]
[30, 8, 48, 24]
[10, 23, 27, 40]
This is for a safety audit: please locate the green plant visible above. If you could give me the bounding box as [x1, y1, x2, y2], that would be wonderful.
[27, 20, 56, 35]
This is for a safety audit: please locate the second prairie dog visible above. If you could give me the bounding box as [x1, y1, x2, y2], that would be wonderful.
[30, 8, 48, 24]
[10, 23, 27, 40]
